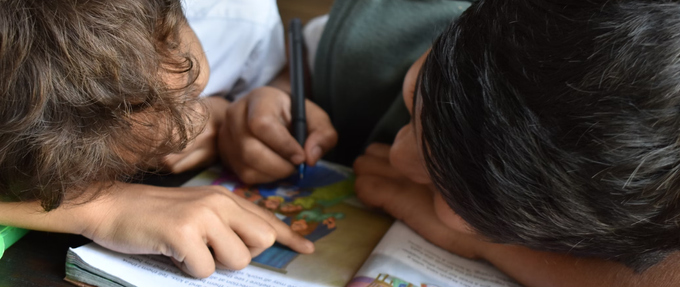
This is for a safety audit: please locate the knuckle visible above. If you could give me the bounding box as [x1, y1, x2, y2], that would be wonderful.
[173, 221, 199, 242]
[205, 187, 236, 206]
[263, 86, 288, 100]
[249, 87, 269, 99]
[207, 184, 230, 194]
[189, 188, 236, 213]
[238, 169, 261, 185]
[254, 226, 277, 248]
[326, 130, 339, 144]
[203, 184, 225, 194]
[248, 116, 277, 135]
[193, 206, 218, 222]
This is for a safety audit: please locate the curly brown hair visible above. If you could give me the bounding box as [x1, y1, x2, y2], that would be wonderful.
[0, 0, 203, 211]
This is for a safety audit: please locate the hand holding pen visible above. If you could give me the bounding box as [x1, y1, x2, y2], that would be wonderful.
[216, 19, 338, 184]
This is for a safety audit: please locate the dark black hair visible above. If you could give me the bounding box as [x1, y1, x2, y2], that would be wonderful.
[420, 0, 680, 272]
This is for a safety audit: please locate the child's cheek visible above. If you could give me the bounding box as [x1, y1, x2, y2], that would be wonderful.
[433, 192, 475, 235]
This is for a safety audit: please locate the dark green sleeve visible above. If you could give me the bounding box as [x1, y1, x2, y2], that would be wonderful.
[312, 0, 471, 165]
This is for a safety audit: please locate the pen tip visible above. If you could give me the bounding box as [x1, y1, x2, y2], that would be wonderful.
[298, 165, 305, 179]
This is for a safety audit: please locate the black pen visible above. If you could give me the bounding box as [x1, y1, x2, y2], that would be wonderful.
[289, 18, 306, 179]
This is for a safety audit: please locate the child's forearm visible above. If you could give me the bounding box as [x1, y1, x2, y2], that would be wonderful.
[0, 182, 315, 278]
[0, 196, 98, 235]
[482, 243, 680, 287]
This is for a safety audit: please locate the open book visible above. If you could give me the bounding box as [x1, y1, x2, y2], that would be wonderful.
[65, 162, 521, 287]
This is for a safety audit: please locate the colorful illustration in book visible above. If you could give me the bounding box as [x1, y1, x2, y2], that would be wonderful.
[347, 274, 430, 287]
[211, 162, 354, 272]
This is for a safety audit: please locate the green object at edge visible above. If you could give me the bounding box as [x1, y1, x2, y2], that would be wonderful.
[0, 225, 29, 259]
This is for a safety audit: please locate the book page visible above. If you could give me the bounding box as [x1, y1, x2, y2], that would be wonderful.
[348, 221, 522, 287]
[71, 243, 315, 287]
[179, 163, 394, 285]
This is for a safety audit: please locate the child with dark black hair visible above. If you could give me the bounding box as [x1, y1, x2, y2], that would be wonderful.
[356, 0, 680, 286]
[231, 0, 680, 285]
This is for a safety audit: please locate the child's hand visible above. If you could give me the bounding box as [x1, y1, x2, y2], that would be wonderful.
[81, 183, 314, 278]
[163, 96, 229, 174]
[353, 143, 489, 260]
[219, 86, 337, 184]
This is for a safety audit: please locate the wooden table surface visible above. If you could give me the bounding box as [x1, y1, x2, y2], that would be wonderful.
[277, 0, 334, 29]
[0, 231, 90, 286]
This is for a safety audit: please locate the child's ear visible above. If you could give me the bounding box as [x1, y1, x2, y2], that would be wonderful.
[433, 191, 476, 235]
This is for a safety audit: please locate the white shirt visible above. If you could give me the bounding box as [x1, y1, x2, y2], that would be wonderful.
[183, 0, 285, 100]
[302, 14, 329, 74]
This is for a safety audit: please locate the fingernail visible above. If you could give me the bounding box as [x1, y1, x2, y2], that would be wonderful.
[311, 146, 322, 161]
[304, 240, 315, 252]
[291, 154, 305, 164]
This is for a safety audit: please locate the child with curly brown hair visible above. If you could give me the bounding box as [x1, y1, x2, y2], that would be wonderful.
[0, 0, 320, 278]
